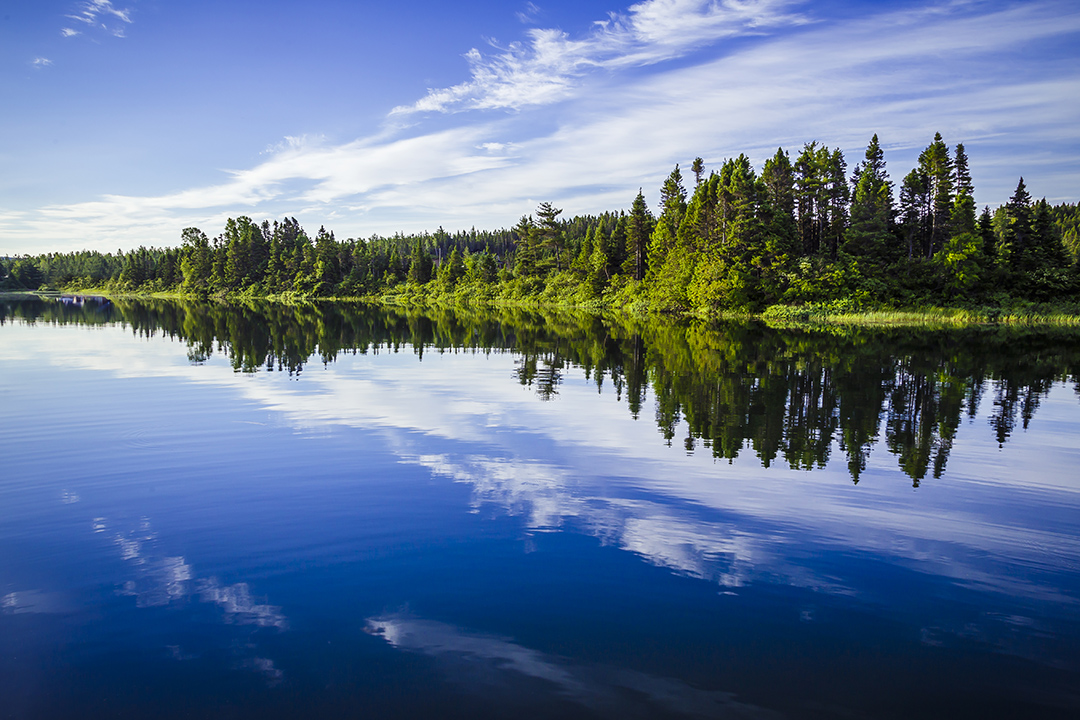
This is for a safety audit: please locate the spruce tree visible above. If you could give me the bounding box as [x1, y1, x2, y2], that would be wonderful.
[954, 143, 973, 197]
[647, 165, 687, 278]
[761, 147, 797, 261]
[899, 169, 929, 261]
[625, 190, 653, 281]
[795, 142, 826, 256]
[949, 142, 977, 237]
[1001, 177, 1033, 269]
[824, 148, 849, 259]
[844, 135, 893, 264]
[917, 133, 954, 257]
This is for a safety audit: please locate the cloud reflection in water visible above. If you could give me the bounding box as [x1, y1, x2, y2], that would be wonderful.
[366, 613, 781, 719]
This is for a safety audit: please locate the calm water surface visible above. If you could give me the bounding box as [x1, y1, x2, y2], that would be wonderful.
[1, 297, 1079, 719]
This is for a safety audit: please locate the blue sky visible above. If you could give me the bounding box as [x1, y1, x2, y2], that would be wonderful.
[2, 0, 1079, 254]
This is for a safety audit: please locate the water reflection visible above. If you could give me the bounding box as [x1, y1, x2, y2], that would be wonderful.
[3, 296, 1080, 717]
[366, 613, 781, 719]
[4, 295, 1078, 486]
[96, 511, 287, 676]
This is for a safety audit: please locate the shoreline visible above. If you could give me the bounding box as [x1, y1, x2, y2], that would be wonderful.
[6, 287, 1080, 328]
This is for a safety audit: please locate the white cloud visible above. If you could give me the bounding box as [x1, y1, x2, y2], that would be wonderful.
[64, 0, 133, 38]
[516, 2, 542, 24]
[31, 57, 53, 68]
[393, 0, 806, 114]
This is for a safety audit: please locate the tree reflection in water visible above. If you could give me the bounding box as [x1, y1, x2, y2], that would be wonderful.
[6, 295, 1078, 486]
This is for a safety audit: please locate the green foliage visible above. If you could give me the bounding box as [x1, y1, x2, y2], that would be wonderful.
[408, 239, 433, 284]
[934, 232, 985, 297]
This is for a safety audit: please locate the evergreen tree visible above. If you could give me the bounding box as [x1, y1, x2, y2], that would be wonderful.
[689, 155, 767, 310]
[954, 143, 973, 197]
[535, 202, 565, 269]
[978, 206, 996, 265]
[949, 142, 977, 237]
[1029, 198, 1069, 271]
[950, 191, 977, 237]
[438, 246, 466, 286]
[1000, 177, 1033, 269]
[407, 238, 433, 284]
[844, 135, 894, 264]
[513, 215, 539, 277]
[266, 237, 284, 291]
[823, 148, 849, 259]
[572, 226, 594, 273]
[314, 226, 340, 294]
[624, 190, 653, 281]
[588, 219, 611, 292]
[691, 157, 705, 186]
[761, 148, 795, 233]
[899, 169, 929, 261]
[917, 133, 954, 257]
[795, 142, 827, 256]
[180, 227, 212, 294]
[647, 165, 687, 278]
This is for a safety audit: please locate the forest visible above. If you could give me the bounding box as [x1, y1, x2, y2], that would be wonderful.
[3, 133, 1080, 315]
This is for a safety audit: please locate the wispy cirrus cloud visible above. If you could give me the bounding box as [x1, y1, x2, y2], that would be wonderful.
[31, 57, 54, 68]
[65, 0, 134, 38]
[393, 0, 808, 114]
[516, 2, 543, 24]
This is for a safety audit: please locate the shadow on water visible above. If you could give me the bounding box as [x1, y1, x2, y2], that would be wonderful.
[5, 295, 1080, 487]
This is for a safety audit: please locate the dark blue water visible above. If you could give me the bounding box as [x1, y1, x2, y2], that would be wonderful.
[1, 298, 1078, 719]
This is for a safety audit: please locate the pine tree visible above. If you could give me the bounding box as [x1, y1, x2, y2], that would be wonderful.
[535, 202, 564, 270]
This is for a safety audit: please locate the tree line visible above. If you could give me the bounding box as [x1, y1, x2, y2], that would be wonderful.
[3, 133, 1079, 311]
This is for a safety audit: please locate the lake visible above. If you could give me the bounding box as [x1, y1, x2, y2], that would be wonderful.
[1, 296, 1078, 719]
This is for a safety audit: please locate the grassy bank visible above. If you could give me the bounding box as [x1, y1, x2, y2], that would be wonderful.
[14, 283, 1080, 329]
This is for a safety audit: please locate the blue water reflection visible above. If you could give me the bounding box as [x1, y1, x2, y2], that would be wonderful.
[0, 298, 1078, 719]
